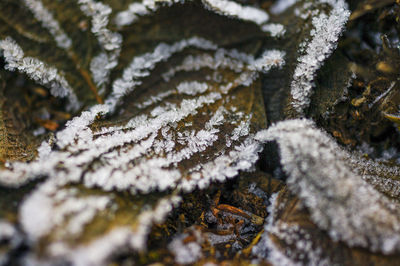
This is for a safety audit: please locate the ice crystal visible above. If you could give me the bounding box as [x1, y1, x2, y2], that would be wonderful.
[21, 186, 111, 239]
[78, 0, 122, 92]
[252, 193, 298, 266]
[108, 37, 217, 111]
[290, 0, 350, 115]
[201, 0, 269, 25]
[0, 37, 80, 111]
[176, 81, 208, 95]
[114, 0, 287, 42]
[23, 0, 72, 49]
[78, 0, 122, 51]
[168, 231, 203, 264]
[348, 153, 400, 199]
[19, 179, 182, 265]
[114, 0, 183, 27]
[261, 23, 286, 37]
[115, 0, 270, 28]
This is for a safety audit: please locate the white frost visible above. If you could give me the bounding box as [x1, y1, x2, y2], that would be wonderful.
[201, 0, 269, 25]
[261, 23, 286, 37]
[78, 0, 122, 92]
[23, 0, 72, 49]
[0, 37, 80, 111]
[0, 38, 283, 198]
[290, 0, 350, 115]
[256, 119, 400, 254]
[115, 0, 270, 27]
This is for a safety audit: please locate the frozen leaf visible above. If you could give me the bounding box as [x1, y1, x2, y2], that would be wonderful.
[0, 0, 105, 104]
[256, 119, 400, 254]
[310, 1, 400, 151]
[258, 0, 350, 121]
[0, 39, 281, 189]
[5, 0, 395, 265]
[20, 179, 181, 265]
[288, 0, 350, 116]
[254, 185, 400, 266]
[0, 1, 293, 264]
[10, 40, 279, 262]
[0, 37, 79, 110]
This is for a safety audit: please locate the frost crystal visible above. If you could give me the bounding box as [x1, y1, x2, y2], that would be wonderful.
[253, 191, 331, 265]
[115, 0, 273, 30]
[114, 0, 183, 27]
[108, 37, 217, 111]
[1, 0, 390, 264]
[0, 221, 16, 241]
[21, 184, 111, 239]
[0, 37, 80, 111]
[256, 119, 400, 254]
[108, 37, 284, 112]
[252, 193, 298, 266]
[201, 0, 269, 25]
[168, 231, 203, 264]
[261, 23, 286, 37]
[90, 52, 111, 92]
[252, 50, 286, 73]
[23, 0, 72, 49]
[347, 152, 400, 199]
[176, 81, 208, 95]
[78, 0, 122, 52]
[0, 1, 294, 263]
[78, 0, 122, 92]
[290, 0, 350, 115]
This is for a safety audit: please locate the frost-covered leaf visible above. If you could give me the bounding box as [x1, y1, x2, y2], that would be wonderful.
[0, 38, 280, 188]
[10, 39, 280, 262]
[21, 179, 181, 265]
[310, 0, 400, 151]
[0, 1, 293, 263]
[253, 186, 400, 266]
[256, 119, 400, 254]
[0, 0, 104, 106]
[4, 0, 389, 265]
[261, 0, 350, 121]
